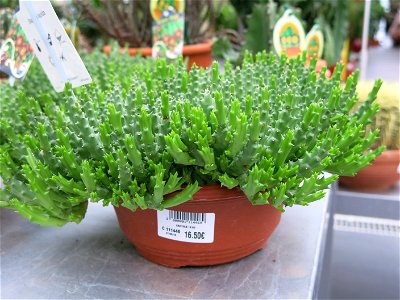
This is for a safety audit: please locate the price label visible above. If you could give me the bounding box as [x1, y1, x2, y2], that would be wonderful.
[157, 209, 215, 243]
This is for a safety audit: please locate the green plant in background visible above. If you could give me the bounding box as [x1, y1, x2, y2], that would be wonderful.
[215, 0, 238, 30]
[356, 81, 400, 150]
[275, 0, 349, 66]
[213, 0, 277, 63]
[244, 1, 277, 53]
[73, 0, 216, 48]
[0, 0, 17, 11]
[217, 0, 350, 66]
[317, 0, 348, 66]
[73, 0, 152, 47]
[349, 0, 385, 41]
[211, 36, 239, 61]
[212, 0, 242, 61]
[0, 50, 384, 226]
[0, 7, 14, 41]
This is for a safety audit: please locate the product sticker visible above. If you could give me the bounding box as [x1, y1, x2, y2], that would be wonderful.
[150, 0, 185, 59]
[16, 0, 92, 92]
[273, 9, 305, 58]
[0, 13, 34, 80]
[157, 209, 215, 243]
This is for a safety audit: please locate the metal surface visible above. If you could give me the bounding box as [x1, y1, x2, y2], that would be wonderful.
[334, 214, 400, 237]
[316, 182, 400, 299]
[1, 191, 331, 299]
[334, 183, 400, 220]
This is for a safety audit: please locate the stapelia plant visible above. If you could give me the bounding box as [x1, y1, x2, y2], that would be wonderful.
[0, 47, 146, 103]
[0, 51, 383, 226]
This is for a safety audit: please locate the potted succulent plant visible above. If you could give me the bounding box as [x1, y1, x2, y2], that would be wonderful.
[74, 0, 215, 68]
[0, 50, 383, 267]
[340, 81, 400, 191]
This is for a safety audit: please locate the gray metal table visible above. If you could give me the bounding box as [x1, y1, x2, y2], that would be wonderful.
[1, 190, 331, 299]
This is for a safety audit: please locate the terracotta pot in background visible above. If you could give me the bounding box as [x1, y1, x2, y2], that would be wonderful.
[339, 150, 400, 192]
[350, 38, 380, 53]
[103, 40, 213, 69]
[114, 184, 282, 268]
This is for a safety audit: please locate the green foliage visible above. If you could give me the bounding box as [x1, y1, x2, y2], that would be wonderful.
[244, 2, 277, 53]
[212, 36, 239, 61]
[356, 82, 400, 150]
[0, 47, 147, 128]
[216, 1, 239, 30]
[318, 0, 349, 66]
[74, 0, 215, 47]
[349, 0, 386, 40]
[222, 0, 350, 66]
[0, 0, 18, 9]
[0, 7, 14, 40]
[0, 51, 383, 227]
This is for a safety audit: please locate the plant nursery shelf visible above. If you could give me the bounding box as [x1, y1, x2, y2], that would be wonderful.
[1, 189, 331, 299]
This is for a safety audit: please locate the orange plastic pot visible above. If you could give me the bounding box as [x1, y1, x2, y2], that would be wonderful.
[103, 40, 212, 69]
[114, 184, 281, 268]
[340, 150, 400, 191]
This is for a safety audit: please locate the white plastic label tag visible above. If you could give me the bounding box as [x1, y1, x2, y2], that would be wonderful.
[16, 0, 92, 92]
[157, 210, 215, 243]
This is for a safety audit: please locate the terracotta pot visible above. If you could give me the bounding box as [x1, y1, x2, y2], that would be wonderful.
[114, 184, 282, 268]
[103, 40, 212, 69]
[339, 150, 400, 192]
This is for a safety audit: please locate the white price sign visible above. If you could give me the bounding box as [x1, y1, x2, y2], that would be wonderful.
[157, 209, 215, 243]
[16, 0, 92, 92]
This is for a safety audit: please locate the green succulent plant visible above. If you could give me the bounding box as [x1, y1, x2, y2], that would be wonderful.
[0, 47, 147, 101]
[372, 106, 399, 150]
[356, 81, 400, 150]
[0, 51, 384, 227]
[0, 47, 149, 142]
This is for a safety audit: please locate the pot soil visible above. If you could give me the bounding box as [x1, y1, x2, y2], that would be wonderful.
[114, 184, 281, 268]
[339, 150, 400, 191]
[103, 40, 212, 69]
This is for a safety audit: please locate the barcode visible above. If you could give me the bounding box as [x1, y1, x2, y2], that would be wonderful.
[168, 211, 206, 222]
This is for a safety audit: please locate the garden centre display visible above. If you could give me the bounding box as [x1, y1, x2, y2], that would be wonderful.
[0, 47, 384, 266]
[76, 0, 214, 67]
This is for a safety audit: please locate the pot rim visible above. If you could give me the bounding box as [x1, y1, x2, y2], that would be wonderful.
[374, 149, 400, 163]
[167, 184, 248, 204]
[103, 40, 212, 57]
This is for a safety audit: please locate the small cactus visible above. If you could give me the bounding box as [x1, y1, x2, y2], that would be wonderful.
[0, 51, 384, 226]
[356, 81, 399, 150]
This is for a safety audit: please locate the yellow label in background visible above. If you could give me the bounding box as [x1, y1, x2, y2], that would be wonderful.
[340, 38, 350, 81]
[305, 25, 324, 59]
[151, 0, 185, 59]
[273, 10, 305, 58]
[150, 0, 184, 21]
